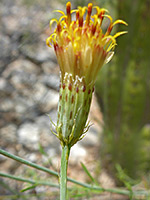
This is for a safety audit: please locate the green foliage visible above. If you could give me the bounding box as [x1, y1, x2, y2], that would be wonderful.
[81, 162, 98, 185]
[96, 0, 150, 180]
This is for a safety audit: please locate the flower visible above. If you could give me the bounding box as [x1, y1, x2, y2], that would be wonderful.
[46, 2, 127, 147]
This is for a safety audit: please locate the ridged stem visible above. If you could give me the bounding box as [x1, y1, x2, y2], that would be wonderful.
[60, 145, 70, 200]
[1, 149, 150, 198]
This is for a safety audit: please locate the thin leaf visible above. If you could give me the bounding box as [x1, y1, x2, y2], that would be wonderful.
[20, 184, 38, 192]
[38, 143, 48, 157]
[80, 162, 97, 184]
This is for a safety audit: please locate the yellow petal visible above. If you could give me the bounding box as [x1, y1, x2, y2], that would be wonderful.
[113, 31, 128, 39]
[103, 14, 112, 23]
[49, 19, 58, 29]
[113, 19, 128, 27]
[104, 51, 114, 64]
[53, 10, 65, 15]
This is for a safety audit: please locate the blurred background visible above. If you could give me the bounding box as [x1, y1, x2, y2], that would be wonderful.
[0, 0, 150, 199]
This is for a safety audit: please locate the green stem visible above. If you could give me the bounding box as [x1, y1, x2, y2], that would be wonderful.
[0, 172, 59, 188]
[0, 149, 58, 177]
[60, 145, 70, 200]
[1, 149, 150, 198]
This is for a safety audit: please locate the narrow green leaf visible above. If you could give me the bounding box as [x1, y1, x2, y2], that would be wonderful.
[80, 162, 97, 184]
[38, 143, 48, 157]
[20, 184, 38, 192]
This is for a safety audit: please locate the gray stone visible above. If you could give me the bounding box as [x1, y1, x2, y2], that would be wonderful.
[38, 89, 59, 112]
[35, 114, 60, 151]
[3, 59, 40, 79]
[41, 74, 60, 90]
[0, 124, 17, 143]
[32, 83, 48, 102]
[70, 143, 87, 164]
[79, 126, 99, 147]
[20, 44, 56, 64]
[0, 78, 14, 95]
[41, 61, 58, 74]
[0, 98, 14, 112]
[18, 123, 40, 150]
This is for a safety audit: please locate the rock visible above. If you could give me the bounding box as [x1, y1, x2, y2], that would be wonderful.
[35, 114, 60, 152]
[41, 61, 59, 74]
[20, 43, 56, 64]
[48, 109, 58, 125]
[0, 98, 15, 112]
[38, 89, 59, 112]
[0, 154, 7, 162]
[98, 170, 115, 188]
[79, 126, 99, 147]
[25, 153, 38, 163]
[0, 78, 14, 96]
[41, 74, 60, 90]
[0, 124, 17, 144]
[70, 143, 87, 164]
[3, 59, 40, 79]
[0, 34, 14, 73]
[31, 83, 48, 102]
[17, 123, 40, 150]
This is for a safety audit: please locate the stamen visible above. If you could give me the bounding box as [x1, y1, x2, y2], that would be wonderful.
[78, 7, 83, 27]
[86, 3, 92, 25]
[57, 22, 61, 33]
[104, 15, 113, 35]
[79, 15, 83, 27]
[66, 1, 71, 25]
[98, 10, 105, 26]
[76, 10, 79, 21]
[91, 24, 96, 35]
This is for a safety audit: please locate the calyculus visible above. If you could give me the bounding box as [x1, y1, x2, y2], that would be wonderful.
[56, 73, 94, 147]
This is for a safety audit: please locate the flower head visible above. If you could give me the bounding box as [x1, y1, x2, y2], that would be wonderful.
[46, 2, 127, 85]
[46, 2, 127, 147]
